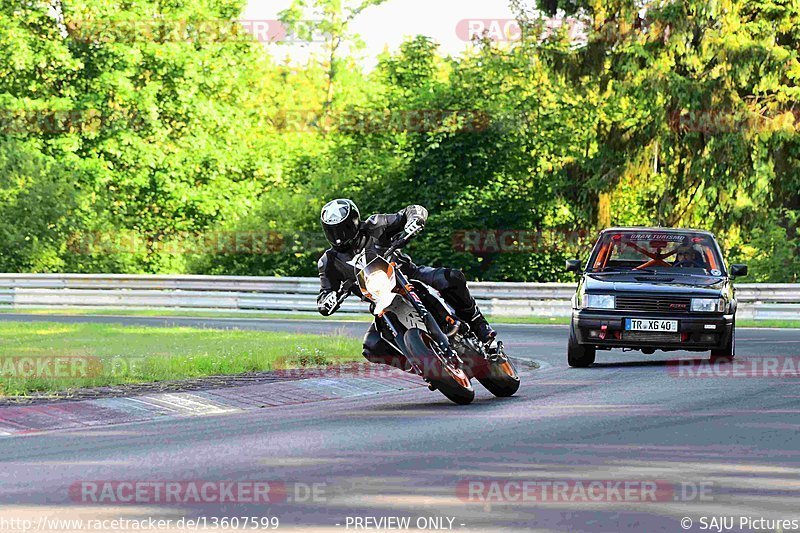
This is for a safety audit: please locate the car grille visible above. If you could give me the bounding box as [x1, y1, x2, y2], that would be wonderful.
[622, 331, 682, 343]
[616, 295, 692, 313]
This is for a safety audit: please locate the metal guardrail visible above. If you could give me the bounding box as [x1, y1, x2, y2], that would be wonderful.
[0, 274, 797, 320]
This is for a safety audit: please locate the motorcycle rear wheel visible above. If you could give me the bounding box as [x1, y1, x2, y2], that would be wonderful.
[458, 343, 520, 398]
[476, 358, 520, 397]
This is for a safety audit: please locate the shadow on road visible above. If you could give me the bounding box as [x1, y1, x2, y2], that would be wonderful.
[589, 358, 710, 369]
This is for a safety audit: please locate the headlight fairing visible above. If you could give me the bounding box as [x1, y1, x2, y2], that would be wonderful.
[581, 294, 615, 310]
[691, 297, 725, 313]
[364, 270, 395, 301]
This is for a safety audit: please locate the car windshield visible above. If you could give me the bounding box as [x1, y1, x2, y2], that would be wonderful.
[588, 231, 724, 276]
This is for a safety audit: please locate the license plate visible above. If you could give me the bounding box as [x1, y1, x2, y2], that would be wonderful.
[625, 318, 679, 332]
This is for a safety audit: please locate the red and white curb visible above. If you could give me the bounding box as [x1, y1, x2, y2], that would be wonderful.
[0, 370, 425, 436]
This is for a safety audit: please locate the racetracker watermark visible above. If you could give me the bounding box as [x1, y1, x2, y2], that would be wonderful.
[456, 17, 586, 43]
[272, 109, 490, 134]
[67, 227, 590, 257]
[273, 359, 513, 381]
[453, 229, 591, 254]
[66, 19, 326, 44]
[0, 356, 144, 380]
[669, 357, 800, 378]
[456, 480, 714, 504]
[1, 516, 280, 531]
[69, 480, 329, 505]
[0, 109, 105, 135]
[668, 109, 800, 133]
[68, 230, 286, 256]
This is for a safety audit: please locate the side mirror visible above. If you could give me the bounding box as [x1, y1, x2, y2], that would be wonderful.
[566, 259, 583, 273]
[730, 264, 748, 278]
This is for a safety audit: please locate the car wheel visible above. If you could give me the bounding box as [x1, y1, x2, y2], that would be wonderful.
[567, 323, 596, 368]
[710, 322, 735, 364]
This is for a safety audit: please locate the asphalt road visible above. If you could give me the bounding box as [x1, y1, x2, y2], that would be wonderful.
[0, 314, 799, 532]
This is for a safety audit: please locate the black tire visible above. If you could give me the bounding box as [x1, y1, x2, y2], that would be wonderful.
[477, 358, 521, 397]
[567, 323, 596, 368]
[404, 328, 474, 405]
[710, 322, 735, 364]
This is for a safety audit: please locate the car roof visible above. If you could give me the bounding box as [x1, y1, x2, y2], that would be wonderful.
[599, 227, 716, 237]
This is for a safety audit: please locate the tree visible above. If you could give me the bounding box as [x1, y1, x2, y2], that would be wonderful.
[279, 0, 389, 112]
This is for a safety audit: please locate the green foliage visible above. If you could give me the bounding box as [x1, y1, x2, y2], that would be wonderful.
[0, 141, 78, 272]
[1, 0, 798, 281]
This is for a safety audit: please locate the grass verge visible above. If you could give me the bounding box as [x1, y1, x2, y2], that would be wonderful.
[0, 307, 367, 322]
[0, 322, 362, 397]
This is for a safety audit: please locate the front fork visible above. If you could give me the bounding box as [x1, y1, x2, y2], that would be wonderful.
[392, 268, 464, 368]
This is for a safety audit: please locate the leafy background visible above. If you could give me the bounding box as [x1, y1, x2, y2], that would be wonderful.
[1, 0, 798, 282]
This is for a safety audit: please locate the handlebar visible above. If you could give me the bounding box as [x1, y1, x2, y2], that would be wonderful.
[384, 226, 422, 258]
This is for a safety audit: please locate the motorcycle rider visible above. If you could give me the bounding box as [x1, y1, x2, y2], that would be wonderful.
[316, 199, 496, 368]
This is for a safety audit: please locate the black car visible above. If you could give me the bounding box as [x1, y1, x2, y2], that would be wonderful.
[566, 228, 748, 367]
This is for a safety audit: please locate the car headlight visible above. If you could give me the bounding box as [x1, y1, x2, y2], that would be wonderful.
[581, 294, 615, 310]
[691, 298, 725, 313]
[364, 270, 394, 301]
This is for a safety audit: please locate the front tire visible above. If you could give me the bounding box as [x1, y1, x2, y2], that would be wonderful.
[710, 322, 735, 364]
[404, 329, 475, 405]
[568, 323, 596, 368]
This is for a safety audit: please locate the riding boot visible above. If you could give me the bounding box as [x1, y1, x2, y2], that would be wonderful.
[454, 303, 497, 343]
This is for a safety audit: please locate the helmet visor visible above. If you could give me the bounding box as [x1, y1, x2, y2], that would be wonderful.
[323, 218, 360, 248]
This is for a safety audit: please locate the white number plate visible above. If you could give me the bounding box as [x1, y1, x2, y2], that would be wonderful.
[625, 319, 679, 332]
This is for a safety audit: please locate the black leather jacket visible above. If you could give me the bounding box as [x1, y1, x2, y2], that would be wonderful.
[316, 205, 428, 315]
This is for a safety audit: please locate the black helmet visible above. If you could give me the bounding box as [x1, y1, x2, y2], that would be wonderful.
[321, 199, 361, 249]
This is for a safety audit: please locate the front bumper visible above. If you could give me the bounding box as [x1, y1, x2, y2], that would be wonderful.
[573, 310, 734, 351]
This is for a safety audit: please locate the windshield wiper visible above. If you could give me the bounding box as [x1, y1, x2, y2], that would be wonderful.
[592, 268, 660, 275]
[668, 271, 714, 278]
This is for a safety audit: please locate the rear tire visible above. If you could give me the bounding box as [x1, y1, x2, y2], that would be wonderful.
[404, 329, 474, 405]
[477, 358, 520, 397]
[567, 323, 596, 368]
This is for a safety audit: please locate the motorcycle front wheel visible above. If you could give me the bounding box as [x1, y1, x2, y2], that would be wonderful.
[404, 328, 474, 405]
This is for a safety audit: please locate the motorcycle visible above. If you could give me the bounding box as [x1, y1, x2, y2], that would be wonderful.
[334, 228, 520, 405]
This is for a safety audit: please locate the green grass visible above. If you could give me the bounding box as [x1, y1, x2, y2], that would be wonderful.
[0, 322, 363, 397]
[0, 307, 371, 322]
[737, 319, 800, 328]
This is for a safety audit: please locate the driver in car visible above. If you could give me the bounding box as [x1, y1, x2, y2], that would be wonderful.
[316, 199, 496, 369]
[673, 245, 707, 269]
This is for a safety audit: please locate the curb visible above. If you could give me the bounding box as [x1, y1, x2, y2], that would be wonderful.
[0, 368, 426, 437]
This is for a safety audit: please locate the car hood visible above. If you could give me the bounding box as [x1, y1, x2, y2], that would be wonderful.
[585, 273, 726, 296]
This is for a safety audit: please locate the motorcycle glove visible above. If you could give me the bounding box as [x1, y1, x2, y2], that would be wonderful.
[404, 217, 425, 237]
[318, 291, 339, 316]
